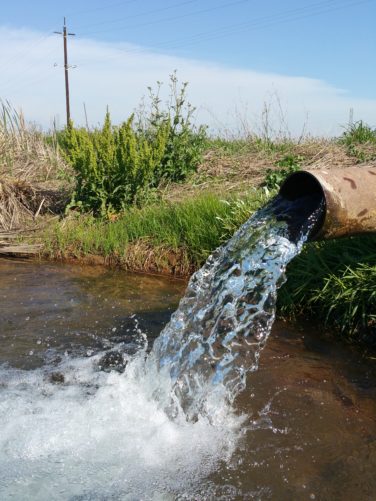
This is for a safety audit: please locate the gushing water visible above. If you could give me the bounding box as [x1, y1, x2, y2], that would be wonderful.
[149, 194, 324, 420]
[0, 194, 324, 499]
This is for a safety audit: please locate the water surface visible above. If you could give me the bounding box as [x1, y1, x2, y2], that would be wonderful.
[1, 260, 376, 500]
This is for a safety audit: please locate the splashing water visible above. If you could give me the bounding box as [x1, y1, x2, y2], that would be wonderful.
[0, 353, 242, 499]
[0, 193, 324, 499]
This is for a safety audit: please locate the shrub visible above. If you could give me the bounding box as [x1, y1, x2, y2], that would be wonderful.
[58, 75, 207, 215]
[59, 113, 169, 215]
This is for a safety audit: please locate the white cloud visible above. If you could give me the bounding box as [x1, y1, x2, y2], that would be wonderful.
[1, 26, 375, 136]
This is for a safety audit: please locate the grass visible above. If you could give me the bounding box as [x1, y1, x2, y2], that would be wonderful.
[205, 135, 296, 156]
[0, 179, 39, 231]
[338, 120, 376, 163]
[340, 120, 376, 146]
[0, 101, 66, 183]
[278, 234, 376, 342]
[42, 190, 270, 271]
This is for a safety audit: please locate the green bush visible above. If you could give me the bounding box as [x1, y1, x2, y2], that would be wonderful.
[59, 113, 169, 215]
[58, 75, 207, 216]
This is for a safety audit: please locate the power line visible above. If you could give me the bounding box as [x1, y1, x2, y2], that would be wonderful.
[151, 0, 360, 50]
[79, 0, 252, 38]
[75, 0, 200, 32]
[54, 18, 76, 126]
[74, 0, 370, 64]
[127, 0, 371, 53]
[65, 0, 139, 18]
[3, 67, 57, 98]
[0, 27, 59, 73]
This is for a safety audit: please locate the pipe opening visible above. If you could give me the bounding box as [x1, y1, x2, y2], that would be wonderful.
[280, 171, 323, 201]
[279, 171, 326, 239]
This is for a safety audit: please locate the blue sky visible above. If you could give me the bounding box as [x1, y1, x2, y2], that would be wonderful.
[1, 0, 375, 134]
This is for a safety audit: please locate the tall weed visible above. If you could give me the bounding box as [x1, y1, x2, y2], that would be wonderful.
[139, 72, 207, 183]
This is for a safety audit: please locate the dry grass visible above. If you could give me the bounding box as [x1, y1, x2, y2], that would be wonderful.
[163, 137, 376, 203]
[0, 179, 40, 231]
[296, 140, 370, 169]
[0, 102, 71, 232]
[0, 102, 67, 182]
[120, 240, 193, 276]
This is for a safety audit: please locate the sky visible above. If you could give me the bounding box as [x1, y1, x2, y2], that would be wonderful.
[0, 0, 375, 136]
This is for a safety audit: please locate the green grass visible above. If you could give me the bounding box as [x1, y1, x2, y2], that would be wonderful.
[43, 189, 270, 268]
[338, 120, 376, 163]
[339, 120, 376, 146]
[278, 234, 376, 341]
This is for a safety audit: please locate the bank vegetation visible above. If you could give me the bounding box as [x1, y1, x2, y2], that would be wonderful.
[1, 77, 376, 343]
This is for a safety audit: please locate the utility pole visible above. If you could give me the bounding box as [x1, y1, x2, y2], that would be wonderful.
[54, 18, 75, 127]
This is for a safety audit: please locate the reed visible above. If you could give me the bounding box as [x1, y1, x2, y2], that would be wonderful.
[0, 100, 66, 182]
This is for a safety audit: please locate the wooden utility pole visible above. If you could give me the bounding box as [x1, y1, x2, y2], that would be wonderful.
[54, 18, 75, 127]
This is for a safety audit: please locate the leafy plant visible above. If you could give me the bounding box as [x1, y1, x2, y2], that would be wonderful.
[263, 154, 303, 190]
[59, 113, 168, 215]
[58, 75, 207, 215]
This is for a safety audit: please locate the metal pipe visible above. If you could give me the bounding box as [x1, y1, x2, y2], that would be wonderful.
[279, 166, 376, 239]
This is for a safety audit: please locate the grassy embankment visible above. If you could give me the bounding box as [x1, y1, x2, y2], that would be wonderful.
[1, 86, 376, 342]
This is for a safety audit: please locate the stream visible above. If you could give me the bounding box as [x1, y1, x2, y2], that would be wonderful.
[1, 260, 376, 500]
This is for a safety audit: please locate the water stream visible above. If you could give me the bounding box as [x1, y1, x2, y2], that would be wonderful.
[149, 194, 324, 421]
[1, 195, 376, 499]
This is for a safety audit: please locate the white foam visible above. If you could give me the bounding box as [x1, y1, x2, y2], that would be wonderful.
[0, 351, 242, 500]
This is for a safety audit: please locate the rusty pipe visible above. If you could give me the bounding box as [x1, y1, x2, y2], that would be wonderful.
[279, 166, 376, 239]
